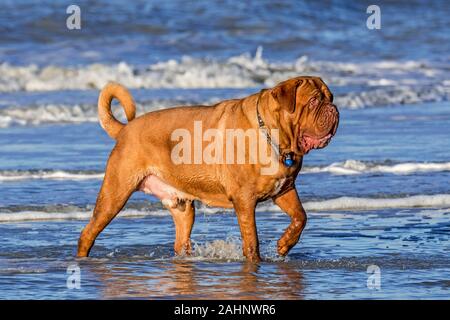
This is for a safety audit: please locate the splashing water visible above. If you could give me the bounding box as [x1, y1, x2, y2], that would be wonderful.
[190, 236, 244, 261]
[186, 237, 288, 262]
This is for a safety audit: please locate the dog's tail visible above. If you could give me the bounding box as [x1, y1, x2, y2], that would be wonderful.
[98, 82, 136, 139]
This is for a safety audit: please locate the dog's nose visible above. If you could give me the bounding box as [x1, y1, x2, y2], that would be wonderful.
[319, 103, 339, 134]
[326, 104, 339, 135]
[325, 103, 338, 113]
[317, 103, 338, 133]
[325, 103, 339, 119]
[324, 103, 338, 118]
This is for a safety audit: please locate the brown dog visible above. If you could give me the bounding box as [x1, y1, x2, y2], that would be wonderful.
[77, 76, 339, 262]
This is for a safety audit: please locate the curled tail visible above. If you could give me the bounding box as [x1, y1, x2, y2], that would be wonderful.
[98, 82, 136, 139]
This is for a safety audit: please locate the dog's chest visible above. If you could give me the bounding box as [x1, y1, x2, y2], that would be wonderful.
[272, 178, 288, 195]
[263, 176, 293, 199]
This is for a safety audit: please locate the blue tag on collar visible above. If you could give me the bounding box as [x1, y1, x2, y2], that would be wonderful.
[283, 153, 295, 167]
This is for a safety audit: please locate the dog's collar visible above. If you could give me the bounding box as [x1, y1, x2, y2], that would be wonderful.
[256, 90, 296, 168]
[256, 91, 267, 129]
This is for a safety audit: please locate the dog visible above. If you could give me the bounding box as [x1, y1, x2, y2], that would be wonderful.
[77, 76, 339, 262]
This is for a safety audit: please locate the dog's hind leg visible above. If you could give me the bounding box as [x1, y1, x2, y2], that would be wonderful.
[165, 200, 195, 256]
[77, 149, 140, 257]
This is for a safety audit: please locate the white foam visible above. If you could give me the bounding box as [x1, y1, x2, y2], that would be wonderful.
[0, 170, 104, 181]
[0, 51, 448, 128]
[0, 209, 167, 223]
[0, 57, 258, 92]
[303, 160, 450, 175]
[1, 160, 448, 184]
[1, 80, 449, 129]
[1, 50, 448, 111]
[1, 194, 450, 222]
[302, 194, 450, 211]
[336, 84, 450, 109]
[0, 104, 97, 128]
[0, 100, 175, 128]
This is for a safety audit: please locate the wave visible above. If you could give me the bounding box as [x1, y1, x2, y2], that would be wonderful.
[1, 82, 449, 128]
[0, 169, 104, 181]
[1, 160, 449, 182]
[0, 103, 98, 128]
[336, 84, 450, 109]
[0, 100, 187, 128]
[0, 209, 168, 223]
[0, 49, 441, 91]
[302, 194, 450, 212]
[302, 160, 450, 175]
[1, 194, 449, 222]
[0, 48, 449, 108]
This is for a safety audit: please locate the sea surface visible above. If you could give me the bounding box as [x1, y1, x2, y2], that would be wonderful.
[0, 0, 449, 299]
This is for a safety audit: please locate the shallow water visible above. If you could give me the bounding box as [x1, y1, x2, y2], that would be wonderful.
[0, 208, 448, 299]
[0, 0, 449, 299]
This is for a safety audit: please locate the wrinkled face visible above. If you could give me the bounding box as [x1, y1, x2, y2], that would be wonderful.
[271, 76, 339, 155]
[297, 78, 339, 154]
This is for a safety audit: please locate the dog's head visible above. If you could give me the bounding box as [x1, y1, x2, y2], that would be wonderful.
[269, 76, 339, 155]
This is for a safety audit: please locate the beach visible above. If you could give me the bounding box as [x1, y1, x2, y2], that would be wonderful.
[0, 0, 449, 299]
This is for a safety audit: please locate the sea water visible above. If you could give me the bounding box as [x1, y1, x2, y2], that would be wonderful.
[0, 0, 449, 299]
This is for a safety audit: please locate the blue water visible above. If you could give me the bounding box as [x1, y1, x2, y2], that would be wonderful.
[0, 0, 449, 299]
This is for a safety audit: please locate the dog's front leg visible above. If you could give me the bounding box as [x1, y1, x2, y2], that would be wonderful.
[233, 197, 260, 262]
[273, 188, 307, 256]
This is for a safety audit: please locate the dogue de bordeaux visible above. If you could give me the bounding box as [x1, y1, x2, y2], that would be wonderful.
[77, 76, 339, 262]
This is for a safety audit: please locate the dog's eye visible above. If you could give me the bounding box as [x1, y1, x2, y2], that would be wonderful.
[309, 97, 319, 109]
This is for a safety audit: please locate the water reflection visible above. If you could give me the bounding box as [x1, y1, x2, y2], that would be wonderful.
[81, 259, 305, 299]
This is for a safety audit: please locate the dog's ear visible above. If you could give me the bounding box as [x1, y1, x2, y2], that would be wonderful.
[270, 79, 301, 113]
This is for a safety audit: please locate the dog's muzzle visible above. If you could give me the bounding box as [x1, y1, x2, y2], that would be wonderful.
[300, 103, 339, 154]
